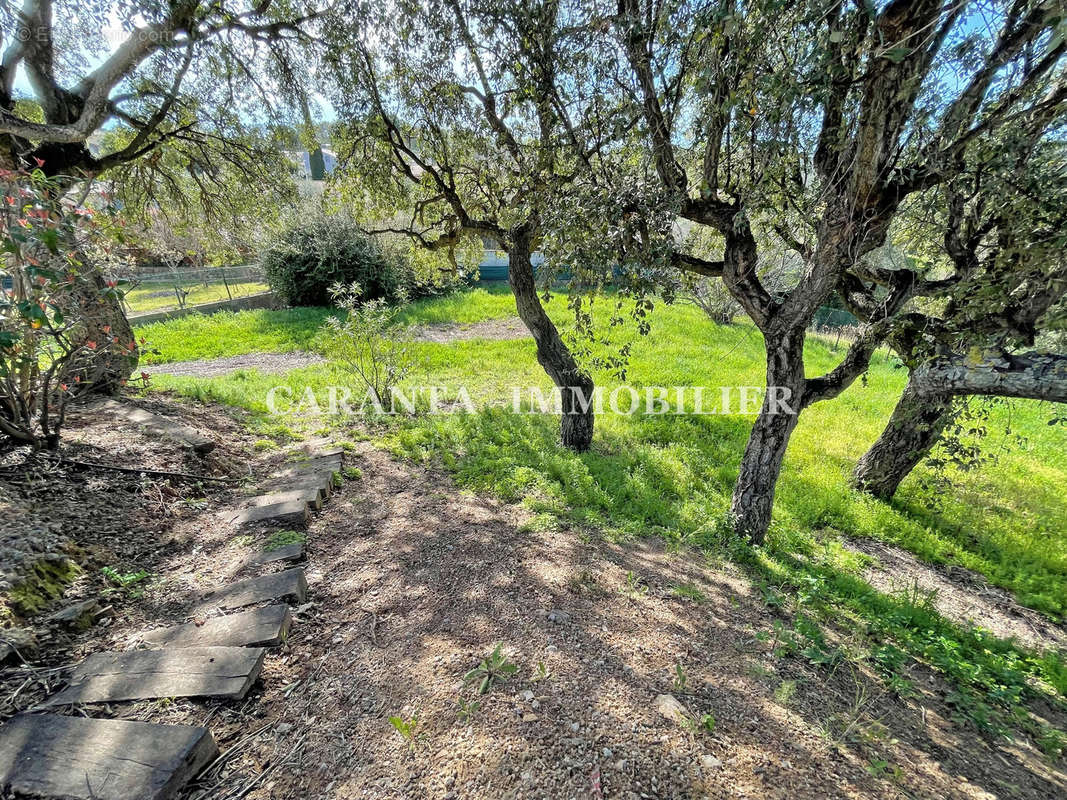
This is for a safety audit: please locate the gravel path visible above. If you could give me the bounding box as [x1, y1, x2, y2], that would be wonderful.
[147, 351, 326, 378]
[144, 320, 528, 380]
[411, 317, 530, 343]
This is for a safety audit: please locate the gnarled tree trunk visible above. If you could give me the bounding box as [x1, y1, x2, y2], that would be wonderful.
[508, 226, 594, 451]
[729, 326, 805, 544]
[851, 373, 955, 500]
[62, 266, 139, 394]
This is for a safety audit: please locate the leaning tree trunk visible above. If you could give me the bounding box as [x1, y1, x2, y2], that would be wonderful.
[729, 327, 806, 544]
[508, 226, 594, 451]
[31, 154, 139, 393]
[61, 263, 139, 394]
[851, 372, 955, 500]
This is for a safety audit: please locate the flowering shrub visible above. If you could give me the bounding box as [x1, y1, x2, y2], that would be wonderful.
[0, 165, 143, 450]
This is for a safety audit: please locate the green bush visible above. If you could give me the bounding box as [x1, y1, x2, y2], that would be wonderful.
[261, 214, 405, 307]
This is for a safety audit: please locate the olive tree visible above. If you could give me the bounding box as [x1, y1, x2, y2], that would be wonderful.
[851, 138, 1067, 498]
[616, 0, 1065, 542]
[0, 0, 320, 386]
[326, 0, 639, 450]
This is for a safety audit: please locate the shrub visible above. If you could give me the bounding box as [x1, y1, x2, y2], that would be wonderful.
[1, 166, 142, 450]
[321, 282, 416, 409]
[260, 214, 405, 307]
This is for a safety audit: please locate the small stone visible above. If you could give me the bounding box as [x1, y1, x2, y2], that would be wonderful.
[276, 723, 294, 733]
[570, 721, 580, 733]
[0, 628, 37, 664]
[602, 747, 613, 758]
[653, 694, 689, 725]
[545, 645, 559, 653]
[522, 713, 539, 722]
[46, 599, 101, 631]
[520, 689, 534, 702]
[547, 609, 571, 624]
[700, 754, 723, 771]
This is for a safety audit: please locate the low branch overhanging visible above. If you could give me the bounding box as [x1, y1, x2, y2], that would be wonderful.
[912, 351, 1067, 404]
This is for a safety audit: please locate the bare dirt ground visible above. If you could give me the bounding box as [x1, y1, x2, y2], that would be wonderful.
[2, 401, 1066, 799]
[141, 318, 527, 380]
[148, 351, 327, 378]
[844, 538, 1067, 651]
[412, 317, 530, 343]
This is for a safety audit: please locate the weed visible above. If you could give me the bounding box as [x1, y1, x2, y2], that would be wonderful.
[457, 698, 481, 723]
[669, 583, 707, 603]
[253, 439, 277, 452]
[774, 679, 798, 706]
[101, 566, 150, 597]
[343, 466, 363, 480]
[759, 581, 786, 611]
[866, 759, 889, 777]
[464, 644, 518, 694]
[1036, 726, 1065, 760]
[264, 530, 307, 550]
[623, 570, 648, 598]
[532, 661, 551, 682]
[388, 715, 420, 752]
[672, 662, 688, 693]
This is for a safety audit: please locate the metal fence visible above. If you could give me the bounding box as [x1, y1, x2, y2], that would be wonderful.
[117, 265, 268, 315]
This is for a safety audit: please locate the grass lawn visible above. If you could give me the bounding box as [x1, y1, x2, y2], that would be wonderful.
[136, 287, 1067, 745]
[124, 279, 269, 314]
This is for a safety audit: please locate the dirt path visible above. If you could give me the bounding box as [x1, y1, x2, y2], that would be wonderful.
[147, 352, 326, 379]
[4, 407, 1065, 799]
[411, 317, 529, 343]
[844, 538, 1067, 651]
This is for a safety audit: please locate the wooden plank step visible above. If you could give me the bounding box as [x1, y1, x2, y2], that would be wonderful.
[198, 568, 308, 612]
[244, 487, 322, 511]
[297, 439, 345, 459]
[273, 454, 342, 480]
[0, 714, 218, 800]
[260, 472, 332, 502]
[44, 646, 265, 706]
[241, 541, 306, 569]
[227, 499, 309, 528]
[139, 605, 292, 649]
[98, 400, 215, 454]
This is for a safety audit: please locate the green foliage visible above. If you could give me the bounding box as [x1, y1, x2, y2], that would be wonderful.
[101, 566, 151, 598]
[135, 307, 332, 365]
[669, 583, 707, 603]
[464, 644, 518, 695]
[320, 283, 417, 408]
[261, 214, 405, 307]
[457, 697, 481, 723]
[388, 714, 420, 752]
[672, 662, 688, 693]
[264, 530, 306, 550]
[0, 167, 141, 449]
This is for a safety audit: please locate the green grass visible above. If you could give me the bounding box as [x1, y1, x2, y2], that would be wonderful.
[137, 287, 1067, 745]
[137, 292, 1067, 621]
[135, 307, 336, 364]
[125, 280, 269, 313]
[393, 284, 517, 325]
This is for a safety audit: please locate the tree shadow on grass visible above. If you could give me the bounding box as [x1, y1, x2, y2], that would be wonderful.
[233, 442, 1066, 799]
[377, 408, 1067, 751]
